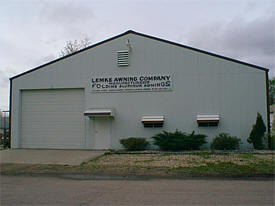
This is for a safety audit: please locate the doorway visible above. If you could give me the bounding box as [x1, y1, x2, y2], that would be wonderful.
[94, 118, 111, 149]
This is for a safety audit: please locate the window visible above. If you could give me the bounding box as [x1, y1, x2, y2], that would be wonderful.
[197, 115, 219, 127]
[198, 121, 218, 127]
[144, 122, 164, 128]
[141, 116, 164, 128]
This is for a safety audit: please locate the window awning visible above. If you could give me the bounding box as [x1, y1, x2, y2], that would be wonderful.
[197, 115, 219, 122]
[141, 116, 164, 123]
[84, 108, 115, 117]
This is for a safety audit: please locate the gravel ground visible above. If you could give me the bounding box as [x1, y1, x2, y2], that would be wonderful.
[1, 153, 274, 177]
[86, 153, 275, 169]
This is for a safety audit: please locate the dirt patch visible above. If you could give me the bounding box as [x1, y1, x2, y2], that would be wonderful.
[1, 153, 274, 178]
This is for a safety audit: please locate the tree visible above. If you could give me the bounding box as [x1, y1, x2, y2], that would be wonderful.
[59, 37, 91, 57]
[247, 113, 266, 150]
[271, 120, 275, 150]
[269, 78, 275, 105]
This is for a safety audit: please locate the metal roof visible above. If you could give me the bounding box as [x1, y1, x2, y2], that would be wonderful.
[10, 30, 268, 80]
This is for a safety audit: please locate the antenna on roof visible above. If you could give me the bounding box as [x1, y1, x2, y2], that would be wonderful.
[125, 39, 131, 52]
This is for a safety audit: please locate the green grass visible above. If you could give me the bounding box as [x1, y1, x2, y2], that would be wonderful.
[238, 153, 254, 159]
[166, 161, 274, 177]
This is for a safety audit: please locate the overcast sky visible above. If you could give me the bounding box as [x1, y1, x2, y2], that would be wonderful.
[0, 0, 274, 110]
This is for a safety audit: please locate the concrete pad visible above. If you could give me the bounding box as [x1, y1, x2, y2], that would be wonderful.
[0, 149, 105, 165]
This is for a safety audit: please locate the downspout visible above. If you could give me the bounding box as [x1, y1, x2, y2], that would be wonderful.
[265, 70, 271, 149]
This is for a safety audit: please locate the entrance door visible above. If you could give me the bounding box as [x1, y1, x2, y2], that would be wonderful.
[94, 118, 111, 149]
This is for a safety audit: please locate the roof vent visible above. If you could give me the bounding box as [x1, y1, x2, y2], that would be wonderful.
[117, 50, 129, 66]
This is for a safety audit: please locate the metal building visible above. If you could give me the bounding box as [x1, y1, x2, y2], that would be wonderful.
[10, 30, 269, 149]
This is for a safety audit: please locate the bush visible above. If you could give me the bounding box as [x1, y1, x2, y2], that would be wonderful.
[270, 135, 275, 150]
[210, 133, 240, 150]
[120, 137, 149, 151]
[0, 131, 10, 149]
[247, 113, 266, 150]
[270, 119, 275, 150]
[151, 130, 207, 151]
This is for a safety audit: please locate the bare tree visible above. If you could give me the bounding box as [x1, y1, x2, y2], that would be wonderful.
[59, 37, 91, 57]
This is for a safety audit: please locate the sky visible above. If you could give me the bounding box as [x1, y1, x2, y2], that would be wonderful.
[0, 0, 274, 110]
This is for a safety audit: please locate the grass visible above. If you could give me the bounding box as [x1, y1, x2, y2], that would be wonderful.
[238, 153, 254, 159]
[1, 153, 274, 178]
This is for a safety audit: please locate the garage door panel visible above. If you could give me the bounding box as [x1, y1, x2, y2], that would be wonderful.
[22, 137, 84, 145]
[22, 121, 83, 127]
[22, 115, 83, 123]
[22, 107, 83, 113]
[22, 137, 84, 144]
[22, 112, 83, 118]
[21, 127, 83, 134]
[22, 97, 83, 103]
[21, 89, 85, 149]
[22, 104, 83, 112]
[21, 142, 85, 149]
[21, 143, 84, 149]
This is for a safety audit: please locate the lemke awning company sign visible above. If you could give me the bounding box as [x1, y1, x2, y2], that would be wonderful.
[91, 75, 172, 92]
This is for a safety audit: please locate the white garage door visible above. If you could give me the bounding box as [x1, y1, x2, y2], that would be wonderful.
[21, 89, 85, 149]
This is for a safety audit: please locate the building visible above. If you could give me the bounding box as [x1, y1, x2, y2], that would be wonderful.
[10, 30, 269, 149]
[0, 110, 9, 135]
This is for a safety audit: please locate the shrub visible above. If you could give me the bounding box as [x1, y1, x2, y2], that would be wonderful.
[270, 134, 275, 150]
[120, 137, 149, 151]
[0, 131, 10, 149]
[210, 133, 240, 150]
[247, 113, 266, 150]
[270, 119, 275, 150]
[151, 130, 207, 151]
